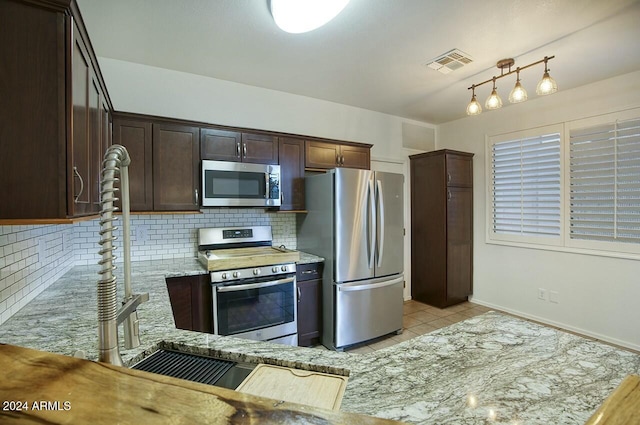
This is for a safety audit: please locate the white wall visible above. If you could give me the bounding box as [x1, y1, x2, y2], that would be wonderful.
[438, 70, 640, 351]
[98, 58, 436, 161]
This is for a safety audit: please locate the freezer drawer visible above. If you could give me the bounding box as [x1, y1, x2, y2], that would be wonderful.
[334, 275, 404, 349]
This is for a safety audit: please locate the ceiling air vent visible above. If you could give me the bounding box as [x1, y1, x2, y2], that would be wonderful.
[426, 49, 473, 74]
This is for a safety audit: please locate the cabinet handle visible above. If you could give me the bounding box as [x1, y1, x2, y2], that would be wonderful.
[447, 173, 452, 183]
[195, 189, 199, 205]
[297, 286, 301, 303]
[336, 154, 340, 166]
[236, 142, 240, 158]
[447, 190, 452, 201]
[301, 270, 315, 274]
[243, 143, 247, 157]
[340, 155, 345, 166]
[73, 166, 84, 203]
[281, 192, 284, 202]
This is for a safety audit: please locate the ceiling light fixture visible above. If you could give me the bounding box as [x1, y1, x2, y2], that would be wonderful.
[270, 0, 350, 34]
[466, 86, 482, 116]
[466, 55, 556, 116]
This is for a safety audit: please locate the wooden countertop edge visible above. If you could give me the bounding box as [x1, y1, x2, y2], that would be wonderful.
[583, 374, 640, 425]
[0, 344, 401, 425]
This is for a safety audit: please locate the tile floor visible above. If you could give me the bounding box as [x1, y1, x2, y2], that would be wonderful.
[313, 300, 639, 355]
[344, 300, 492, 354]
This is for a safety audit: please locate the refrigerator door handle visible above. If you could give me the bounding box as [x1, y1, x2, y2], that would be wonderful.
[368, 179, 376, 269]
[376, 179, 385, 268]
[337, 275, 404, 292]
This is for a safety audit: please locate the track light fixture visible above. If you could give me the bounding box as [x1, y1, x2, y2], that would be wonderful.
[466, 55, 556, 116]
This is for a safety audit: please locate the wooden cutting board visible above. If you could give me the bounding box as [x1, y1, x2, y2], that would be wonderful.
[198, 247, 300, 271]
[236, 364, 349, 411]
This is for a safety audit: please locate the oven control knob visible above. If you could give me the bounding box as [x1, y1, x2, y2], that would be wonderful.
[272, 266, 278, 273]
[281, 265, 288, 272]
[221, 272, 228, 280]
[253, 268, 260, 276]
[233, 271, 240, 278]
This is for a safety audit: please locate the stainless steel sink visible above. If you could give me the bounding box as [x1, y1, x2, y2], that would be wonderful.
[131, 350, 254, 390]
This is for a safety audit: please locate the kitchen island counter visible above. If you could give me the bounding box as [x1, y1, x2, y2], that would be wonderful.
[1, 259, 638, 424]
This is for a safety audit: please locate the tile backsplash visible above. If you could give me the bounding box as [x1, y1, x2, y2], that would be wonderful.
[0, 209, 296, 324]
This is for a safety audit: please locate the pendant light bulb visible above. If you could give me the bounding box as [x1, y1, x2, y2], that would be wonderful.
[485, 79, 502, 110]
[509, 70, 528, 103]
[536, 59, 558, 95]
[536, 71, 558, 95]
[466, 87, 482, 116]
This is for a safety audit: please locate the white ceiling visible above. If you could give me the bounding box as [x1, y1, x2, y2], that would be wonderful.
[76, 0, 640, 125]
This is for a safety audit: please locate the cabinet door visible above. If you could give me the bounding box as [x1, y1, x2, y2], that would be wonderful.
[113, 117, 153, 211]
[305, 141, 340, 169]
[446, 187, 473, 301]
[297, 279, 322, 346]
[297, 263, 323, 347]
[70, 23, 91, 216]
[89, 73, 102, 214]
[166, 275, 212, 333]
[153, 123, 200, 211]
[446, 154, 473, 187]
[242, 133, 279, 164]
[201, 128, 242, 162]
[278, 137, 305, 211]
[340, 145, 370, 170]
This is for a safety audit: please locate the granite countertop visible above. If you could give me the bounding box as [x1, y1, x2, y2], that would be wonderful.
[1, 257, 639, 424]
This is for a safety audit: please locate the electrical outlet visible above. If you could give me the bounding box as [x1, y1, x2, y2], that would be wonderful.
[549, 291, 559, 304]
[538, 288, 548, 301]
[135, 225, 149, 243]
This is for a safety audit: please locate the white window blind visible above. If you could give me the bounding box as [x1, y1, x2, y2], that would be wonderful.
[569, 118, 640, 245]
[491, 133, 561, 238]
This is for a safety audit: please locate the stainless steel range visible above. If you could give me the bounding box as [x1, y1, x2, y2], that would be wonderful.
[198, 226, 300, 346]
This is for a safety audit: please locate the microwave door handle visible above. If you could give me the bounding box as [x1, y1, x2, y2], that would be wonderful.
[265, 173, 270, 199]
[217, 276, 295, 292]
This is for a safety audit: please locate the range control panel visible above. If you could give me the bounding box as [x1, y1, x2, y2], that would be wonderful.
[223, 229, 253, 239]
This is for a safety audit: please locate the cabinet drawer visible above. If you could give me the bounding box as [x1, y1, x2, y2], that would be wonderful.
[446, 154, 473, 187]
[297, 262, 324, 282]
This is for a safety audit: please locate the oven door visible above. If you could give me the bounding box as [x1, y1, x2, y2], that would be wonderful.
[202, 160, 280, 207]
[213, 275, 297, 344]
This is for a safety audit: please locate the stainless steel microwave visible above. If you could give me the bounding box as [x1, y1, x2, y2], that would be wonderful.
[201, 160, 281, 207]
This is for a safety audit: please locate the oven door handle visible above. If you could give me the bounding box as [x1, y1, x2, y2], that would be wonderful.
[217, 276, 295, 292]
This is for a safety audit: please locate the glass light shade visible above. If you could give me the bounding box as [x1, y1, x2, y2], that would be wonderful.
[466, 95, 482, 115]
[485, 88, 503, 110]
[509, 81, 528, 103]
[536, 72, 558, 95]
[270, 0, 350, 34]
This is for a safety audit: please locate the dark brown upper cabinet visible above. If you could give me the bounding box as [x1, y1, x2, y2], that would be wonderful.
[0, 0, 112, 221]
[201, 128, 278, 165]
[305, 141, 370, 170]
[278, 137, 305, 211]
[152, 123, 200, 211]
[112, 117, 153, 211]
[113, 114, 201, 212]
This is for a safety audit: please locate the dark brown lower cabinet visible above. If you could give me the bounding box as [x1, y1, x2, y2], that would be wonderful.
[296, 262, 323, 347]
[165, 275, 212, 333]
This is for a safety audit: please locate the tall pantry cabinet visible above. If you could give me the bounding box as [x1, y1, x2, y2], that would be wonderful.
[410, 150, 474, 308]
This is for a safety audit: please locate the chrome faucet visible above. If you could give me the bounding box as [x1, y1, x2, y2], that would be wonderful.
[97, 145, 149, 366]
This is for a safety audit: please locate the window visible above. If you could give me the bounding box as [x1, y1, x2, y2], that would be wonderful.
[486, 107, 640, 258]
[568, 115, 640, 253]
[487, 125, 562, 245]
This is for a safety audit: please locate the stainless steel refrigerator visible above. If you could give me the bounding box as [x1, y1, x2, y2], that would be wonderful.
[297, 168, 404, 350]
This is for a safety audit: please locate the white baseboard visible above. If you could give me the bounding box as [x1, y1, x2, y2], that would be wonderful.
[469, 297, 640, 353]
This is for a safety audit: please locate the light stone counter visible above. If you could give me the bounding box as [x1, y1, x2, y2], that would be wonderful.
[1, 258, 639, 424]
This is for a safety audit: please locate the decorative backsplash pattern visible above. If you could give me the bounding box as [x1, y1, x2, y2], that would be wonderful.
[0, 209, 297, 324]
